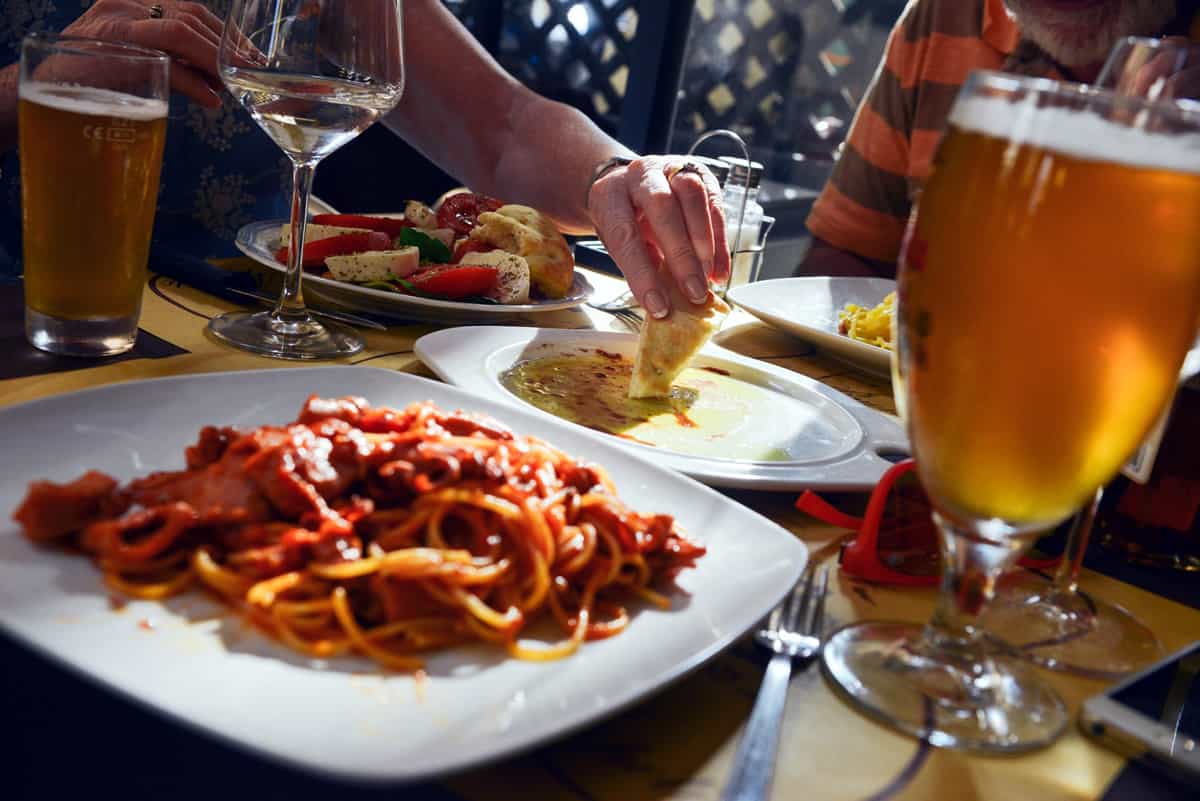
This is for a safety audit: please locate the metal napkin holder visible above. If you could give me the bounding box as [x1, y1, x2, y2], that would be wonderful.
[687, 128, 776, 298]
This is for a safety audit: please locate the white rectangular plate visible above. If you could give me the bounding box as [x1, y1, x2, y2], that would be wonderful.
[414, 327, 908, 491]
[729, 277, 895, 377]
[0, 367, 806, 783]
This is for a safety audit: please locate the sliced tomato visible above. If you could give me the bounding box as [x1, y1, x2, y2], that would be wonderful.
[276, 231, 391, 267]
[452, 238, 498, 262]
[409, 264, 498, 299]
[311, 213, 415, 237]
[437, 193, 504, 236]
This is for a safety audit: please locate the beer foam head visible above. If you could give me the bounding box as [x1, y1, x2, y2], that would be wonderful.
[948, 92, 1200, 174]
[20, 82, 168, 121]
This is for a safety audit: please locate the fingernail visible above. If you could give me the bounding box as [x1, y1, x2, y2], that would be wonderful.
[684, 276, 707, 303]
[644, 290, 668, 318]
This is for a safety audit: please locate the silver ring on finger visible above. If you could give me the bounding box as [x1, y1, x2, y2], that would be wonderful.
[148, 4, 165, 18]
[665, 161, 706, 182]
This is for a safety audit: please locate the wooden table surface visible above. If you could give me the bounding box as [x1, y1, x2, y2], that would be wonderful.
[2, 267, 1197, 801]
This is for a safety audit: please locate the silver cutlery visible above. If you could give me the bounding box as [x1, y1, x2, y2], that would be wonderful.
[227, 287, 388, 331]
[586, 288, 643, 332]
[720, 565, 829, 801]
[607, 306, 644, 332]
[588, 288, 638, 312]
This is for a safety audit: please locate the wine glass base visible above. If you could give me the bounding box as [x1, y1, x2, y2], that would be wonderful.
[207, 310, 363, 360]
[984, 571, 1165, 680]
[821, 621, 1068, 753]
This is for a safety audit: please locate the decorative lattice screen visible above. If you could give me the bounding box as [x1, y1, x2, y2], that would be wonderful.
[672, 0, 905, 164]
[444, 0, 641, 134]
[442, 0, 905, 174]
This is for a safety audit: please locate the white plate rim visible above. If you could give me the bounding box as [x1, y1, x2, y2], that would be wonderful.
[728, 276, 895, 376]
[0, 366, 807, 783]
[414, 326, 909, 491]
[235, 220, 595, 315]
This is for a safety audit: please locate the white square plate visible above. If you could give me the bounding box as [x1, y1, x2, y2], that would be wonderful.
[0, 367, 806, 783]
[728, 277, 895, 377]
[415, 327, 908, 491]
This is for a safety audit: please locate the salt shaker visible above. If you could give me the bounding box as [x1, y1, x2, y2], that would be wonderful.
[718, 157, 765, 289]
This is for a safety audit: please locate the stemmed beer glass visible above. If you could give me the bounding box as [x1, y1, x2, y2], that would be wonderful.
[822, 72, 1200, 751]
[983, 36, 1199, 680]
[1100, 35, 1198, 104]
[209, 0, 405, 359]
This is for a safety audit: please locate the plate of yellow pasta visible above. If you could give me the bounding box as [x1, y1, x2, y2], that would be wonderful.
[727, 277, 895, 377]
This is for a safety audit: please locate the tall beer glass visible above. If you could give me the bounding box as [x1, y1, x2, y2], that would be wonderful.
[980, 37, 1198, 680]
[822, 72, 1200, 752]
[19, 34, 168, 356]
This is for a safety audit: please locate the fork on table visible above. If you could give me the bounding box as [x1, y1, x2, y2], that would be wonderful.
[606, 307, 643, 332]
[586, 289, 643, 332]
[720, 565, 829, 801]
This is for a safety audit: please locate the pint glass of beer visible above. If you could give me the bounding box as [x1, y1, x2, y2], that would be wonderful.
[19, 34, 168, 356]
[822, 72, 1200, 752]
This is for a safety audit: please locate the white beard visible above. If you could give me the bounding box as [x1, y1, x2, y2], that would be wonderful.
[1004, 0, 1178, 67]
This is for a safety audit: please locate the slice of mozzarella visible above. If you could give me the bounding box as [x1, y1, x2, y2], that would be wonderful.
[325, 247, 420, 282]
[279, 223, 373, 247]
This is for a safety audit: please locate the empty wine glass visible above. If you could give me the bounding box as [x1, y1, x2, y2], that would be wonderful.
[1099, 35, 1199, 104]
[208, 0, 405, 359]
[982, 489, 1164, 680]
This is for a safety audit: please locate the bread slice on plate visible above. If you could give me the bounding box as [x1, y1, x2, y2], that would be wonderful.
[469, 205, 574, 299]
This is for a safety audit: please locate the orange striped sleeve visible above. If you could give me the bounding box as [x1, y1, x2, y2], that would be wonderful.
[804, 1, 918, 263]
[845, 103, 909, 177]
[806, 0, 1023, 264]
[982, 0, 1020, 52]
[886, 32, 1004, 88]
[909, 129, 944, 181]
[805, 182, 908, 264]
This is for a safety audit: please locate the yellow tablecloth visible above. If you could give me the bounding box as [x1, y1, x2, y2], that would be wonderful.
[3, 269, 1197, 801]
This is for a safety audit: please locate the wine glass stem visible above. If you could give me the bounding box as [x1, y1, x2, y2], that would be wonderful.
[276, 160, 318, 322]
[926, 512, 1027, 652]
[1052, 486, 1103, 594]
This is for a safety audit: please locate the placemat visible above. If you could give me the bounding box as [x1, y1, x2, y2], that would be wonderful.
[0, 281, 187, 381]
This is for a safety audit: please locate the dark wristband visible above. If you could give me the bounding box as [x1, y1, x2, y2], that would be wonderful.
[586, 156, 634, 206]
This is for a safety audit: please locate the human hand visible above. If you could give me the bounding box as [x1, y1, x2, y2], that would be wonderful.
[1123, 36, 1200, 102]
[62, 0, 225, 108]
[587, 155, 731, 318]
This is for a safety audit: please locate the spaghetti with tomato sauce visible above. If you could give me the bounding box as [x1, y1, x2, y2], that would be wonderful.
[13, 397, 704, 670]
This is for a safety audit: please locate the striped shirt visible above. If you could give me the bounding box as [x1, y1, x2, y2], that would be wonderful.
[805, 0, 1200, 269]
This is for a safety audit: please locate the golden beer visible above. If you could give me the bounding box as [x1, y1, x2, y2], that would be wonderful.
[899, 100, 1200, 526]
[20, 84, 167, 321]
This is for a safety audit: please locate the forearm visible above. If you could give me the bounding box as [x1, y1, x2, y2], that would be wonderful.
[388, 2, 722, 310]
[386, 0, 631, 234]
[387, 78, 629, 236]
[1, 63, 18, 154]
[487, 91, 633, 234]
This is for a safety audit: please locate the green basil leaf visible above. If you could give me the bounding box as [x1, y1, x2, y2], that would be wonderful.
[397, 228, 451, 264]
[392, 276, 429, 296]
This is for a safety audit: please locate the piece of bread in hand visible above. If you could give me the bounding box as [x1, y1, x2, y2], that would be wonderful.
[468, 205, 574, 298]
[629, 284, 730, 399]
